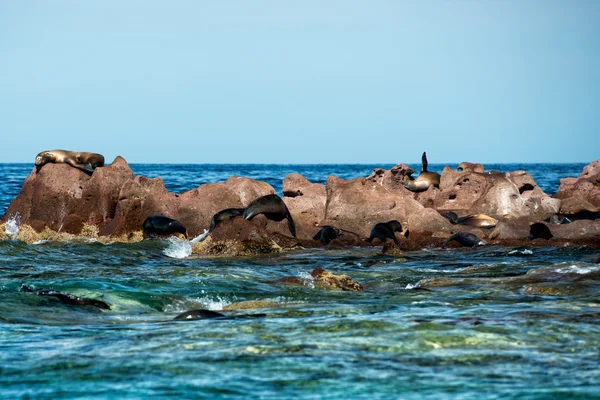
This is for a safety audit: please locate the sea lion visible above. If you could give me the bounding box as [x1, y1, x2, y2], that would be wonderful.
[243, 194, 297, 238]
[313, 226, 343, 245]
[173, 309, 266, 321]
[367, 220, 403, 247]
[209, 208, 245, 232]
[529, 223, 553, 240]
[402, 152, 441, 192]
[443, 212, 498, 228]
[20, 284, 111, 310]
[143, 216, 188, 239]
[35, 150, 105, 175]
[443, 232, 486, 247]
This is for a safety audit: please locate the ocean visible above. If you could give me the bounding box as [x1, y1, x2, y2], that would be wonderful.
[1, 162, 599, 399]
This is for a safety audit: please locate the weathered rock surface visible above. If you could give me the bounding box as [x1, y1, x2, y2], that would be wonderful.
[279, 173, 326, 240]
[435, 166, 561, 222]
[2, 157, 599, 249]
[323, 174, 423, 238]
[556, 160, 600, 214]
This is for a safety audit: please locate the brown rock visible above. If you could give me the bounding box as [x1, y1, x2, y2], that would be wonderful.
[280, 174, 326, 240]
[177, 177, 275, 237]
[435, 167, 560, 222]
[457, 162, 484, 173]
[311, 268, 363, 291]
[556, 160, 600, 214]
[323, 175, 423, 237]
[191, 218, 283, 256]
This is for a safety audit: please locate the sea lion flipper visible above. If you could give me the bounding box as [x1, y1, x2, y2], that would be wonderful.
[422, 151, 428, 173]
[286, 210, 297, 238]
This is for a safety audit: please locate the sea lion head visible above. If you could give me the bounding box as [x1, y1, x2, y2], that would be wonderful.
[35, 151, 55, 167]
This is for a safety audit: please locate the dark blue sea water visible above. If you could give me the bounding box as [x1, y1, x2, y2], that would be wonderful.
[1, 163, 599, 399]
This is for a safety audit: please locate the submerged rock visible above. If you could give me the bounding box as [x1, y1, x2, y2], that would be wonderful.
[274, 268, 363, 291]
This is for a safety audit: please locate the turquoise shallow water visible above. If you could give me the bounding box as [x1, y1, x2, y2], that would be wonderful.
[1, 163, 599, 399]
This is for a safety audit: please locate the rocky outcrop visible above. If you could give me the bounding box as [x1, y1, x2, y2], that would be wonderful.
[2, 157, 599, 249]
[323, 174, 424, 238]
[555, 160, 600, 214]
[434, 166, 560, 222]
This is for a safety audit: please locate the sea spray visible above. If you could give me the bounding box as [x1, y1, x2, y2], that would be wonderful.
[5, 213, 21, 236]
[162, 237, 192, 259]
[190, 229, 210, 243]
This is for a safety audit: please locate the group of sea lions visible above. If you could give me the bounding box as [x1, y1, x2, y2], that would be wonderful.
[34, 149, 558, 249]
[24, 148, 587, 321]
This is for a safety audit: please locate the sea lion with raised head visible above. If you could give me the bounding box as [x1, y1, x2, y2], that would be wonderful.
[35, 150, 105, 175]
[243, 194, 297, 238]
[443, 232, 486, 247]
[367, 220, 403, 248]
[402, 152, 441, 192]
[20, 284, 111, 310]
[313, 226, 343, 245]
[443, 212, 498, 228]
[143, 216, 188, 239]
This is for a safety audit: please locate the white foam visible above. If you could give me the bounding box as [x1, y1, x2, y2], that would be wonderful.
[190, 229, 210, 243]
[33, 239, 51, 245]
[555, 265, 597, 275]
[162, 237, 192, 259]
[297, 270, 315, 289]
[405, 283, 417, 289]
[509, 249, 533, 255]
[5, 213, 21, 236]
[164, 295, 233, 313]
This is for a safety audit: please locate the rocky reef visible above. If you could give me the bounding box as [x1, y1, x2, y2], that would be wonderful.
[2, 157, 599, 251]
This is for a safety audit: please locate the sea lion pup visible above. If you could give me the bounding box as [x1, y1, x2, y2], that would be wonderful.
[529, 223, 553, 240]
[443, 232, 486, 247]
[143, 216, 188, 239]
[313, 226, 343, 245]
[443, 212, 498, 228]
[35, 150, 105, 175]
[402, 152, 441, 192]
[173, 309, 266, 321]
[367, 220, 403, 248]
[243, 194, 297, 238]
[20, 284, 111, 310]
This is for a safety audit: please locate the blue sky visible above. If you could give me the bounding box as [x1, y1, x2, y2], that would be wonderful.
[1, 1, 599, 164]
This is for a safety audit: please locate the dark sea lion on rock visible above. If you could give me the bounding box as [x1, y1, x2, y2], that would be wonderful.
[402, 152, 441, 192]
[20, 284, 111, 310]
[173, 309, 266, 321]
[243, 194, 297, 238]
[35, 150, 105, 175]
[367, 220, 403, 248]
[313, 226, 343, 245]
[209, 208, 245, 232]
[443, 232, 486, 247]
[443, 212, 498, 228]
[529, 223, 553, 240]
[143, 216, 188, 239]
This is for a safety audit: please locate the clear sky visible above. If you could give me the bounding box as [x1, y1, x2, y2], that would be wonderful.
[1, 1, 599, 164]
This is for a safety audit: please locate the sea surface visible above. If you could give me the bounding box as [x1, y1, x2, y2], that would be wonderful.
[1, 163, 599, 399]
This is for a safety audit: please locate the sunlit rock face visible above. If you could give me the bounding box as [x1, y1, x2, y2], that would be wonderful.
[556, 160, 600, 214]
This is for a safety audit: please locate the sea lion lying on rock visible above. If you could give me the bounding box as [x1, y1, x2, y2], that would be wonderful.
[35, 150, 105, 175]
